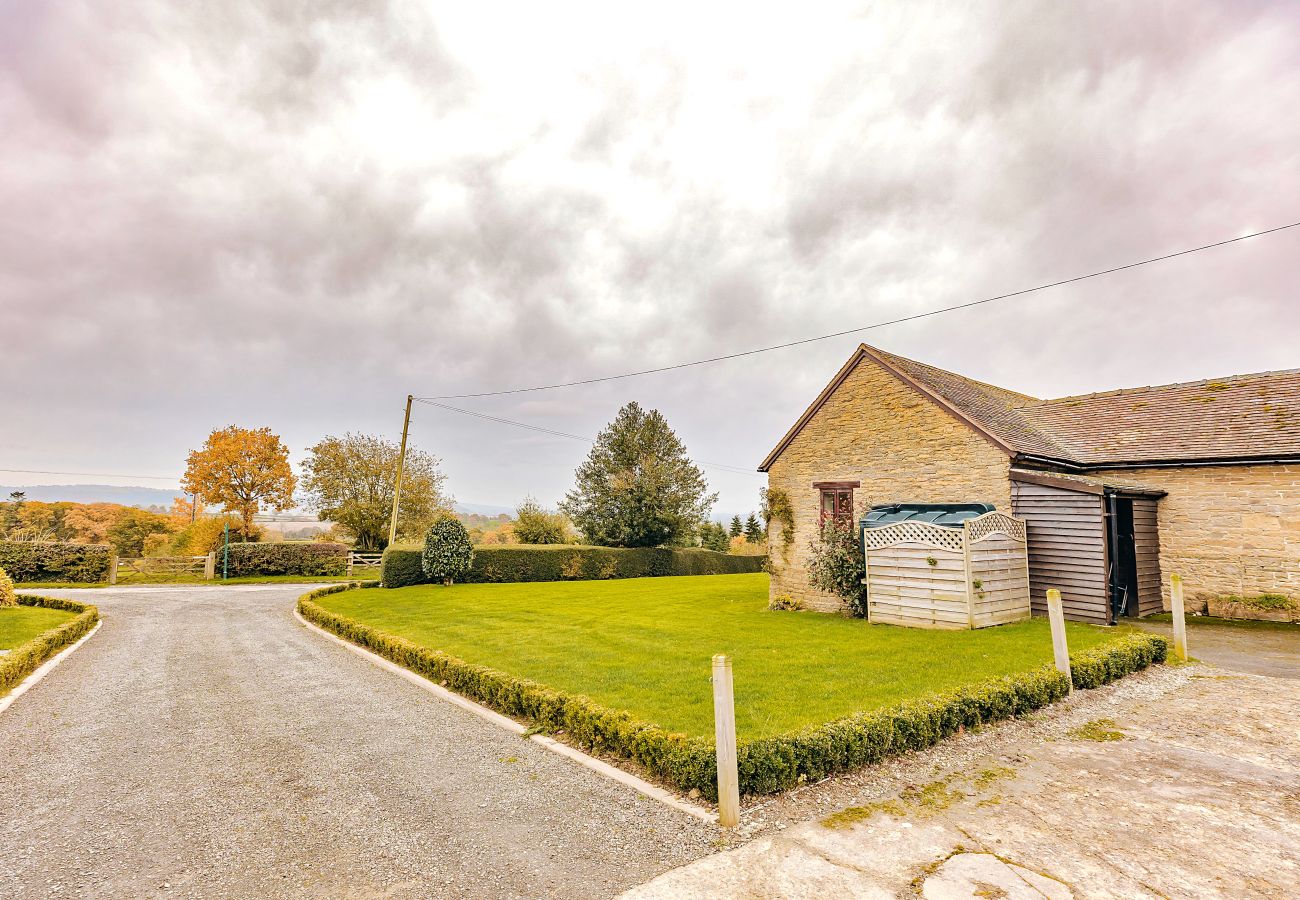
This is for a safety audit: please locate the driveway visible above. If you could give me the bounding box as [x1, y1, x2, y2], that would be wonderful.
[0, 585, 715, 899]
[626, 623, 1300, 899]
[1130, 616, 1299, 679]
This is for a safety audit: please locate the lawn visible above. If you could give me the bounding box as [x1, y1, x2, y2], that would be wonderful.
[0, 605, 77, 650]
[316, 573, 1130, 740]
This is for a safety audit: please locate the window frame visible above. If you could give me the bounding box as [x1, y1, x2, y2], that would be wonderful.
[813, 481, 860, 526]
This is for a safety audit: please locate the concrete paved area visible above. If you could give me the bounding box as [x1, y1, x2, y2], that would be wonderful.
[1130, 615, 1300, 679]
[0, 585, 715, 899]
[626, 641, 1300, 898]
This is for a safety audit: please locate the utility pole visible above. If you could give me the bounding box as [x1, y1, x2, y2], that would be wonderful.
[387, 394, 414, 549]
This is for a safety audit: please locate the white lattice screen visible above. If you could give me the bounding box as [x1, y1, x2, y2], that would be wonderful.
[863, 521, 965, 552]
[964, 512, 1026, 544]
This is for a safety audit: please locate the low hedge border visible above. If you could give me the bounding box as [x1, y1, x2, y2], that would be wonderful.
[381, 544, 766, 588]
[298, 584, 1169, 800]
[2, 595, 101, 698]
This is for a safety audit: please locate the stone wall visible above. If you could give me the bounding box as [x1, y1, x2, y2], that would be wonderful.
[765, 355, 1012, 612]
[1117, 463, 1300, 610]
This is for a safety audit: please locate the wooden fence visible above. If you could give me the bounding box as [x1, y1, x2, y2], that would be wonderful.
[346, 551, 383, 577]
[109, 553, 215, 584]
[105, 549, 377, 583]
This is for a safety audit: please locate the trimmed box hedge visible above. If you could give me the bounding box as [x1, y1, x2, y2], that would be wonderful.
[221, 542, 348, 578]
[0, 542, 113, 584]
[2, 595, 100, 697]
[381, 544, 766, 588]
[298, 585, 1169, 799]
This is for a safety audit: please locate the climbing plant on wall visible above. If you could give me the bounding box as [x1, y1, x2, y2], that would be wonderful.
[761, 487, 795, 562]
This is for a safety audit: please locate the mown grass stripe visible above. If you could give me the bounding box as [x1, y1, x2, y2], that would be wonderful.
[297, 582, 1168, 799]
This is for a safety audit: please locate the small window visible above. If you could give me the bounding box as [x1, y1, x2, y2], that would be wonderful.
[815, 482, 858, 525]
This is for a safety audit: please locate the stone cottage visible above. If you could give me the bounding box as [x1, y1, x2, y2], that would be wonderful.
[758, 343, 1300, 623]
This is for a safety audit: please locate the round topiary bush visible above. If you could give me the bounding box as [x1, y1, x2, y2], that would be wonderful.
[421, 518, 474, 585]
[0, 566, 16, 607]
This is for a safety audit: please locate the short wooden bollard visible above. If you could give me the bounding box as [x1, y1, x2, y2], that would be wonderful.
[1046, 589, 1071, 690]
[1170, 574, 1188, 662]
[204, 553, 217, 580]
[712, 654, 740, 828]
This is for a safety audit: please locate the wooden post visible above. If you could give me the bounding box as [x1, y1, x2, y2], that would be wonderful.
[962, 520, 975, 630]
[1046, 589, 1071, 690]
[107, 555, 118, 586]
[387, 394, 414, 549]
[1170, 574, 1188, 662]
[204, 553, 216, 580]
[712, 654, 740, 828]
[346, 552, 355, 578]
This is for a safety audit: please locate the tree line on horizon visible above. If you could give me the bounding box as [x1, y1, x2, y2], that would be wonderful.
[4, 400, 764, 558]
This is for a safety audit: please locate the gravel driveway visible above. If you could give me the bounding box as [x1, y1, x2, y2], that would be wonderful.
[0, 585, 716, 899]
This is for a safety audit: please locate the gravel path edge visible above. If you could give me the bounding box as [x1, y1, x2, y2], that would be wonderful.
[293, 606, 718, 824]
[0, 619, 103, 716]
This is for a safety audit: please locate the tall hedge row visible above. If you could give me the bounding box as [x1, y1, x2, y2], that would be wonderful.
[2, 595, 100, 697]
[220, 542, 348, 577]
[298, 583, 1170, 799]
[381, 544, 766, 588]
[0, 542, 113, 583]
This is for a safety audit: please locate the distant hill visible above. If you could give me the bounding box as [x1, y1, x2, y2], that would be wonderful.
[454, 501, 515, 517]
[0, 483, 181, 507]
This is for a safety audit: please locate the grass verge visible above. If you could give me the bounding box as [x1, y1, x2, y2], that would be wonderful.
[1, 605, 78, 649]
[1, 595, 100, 699]
[299, 576, 1168, 798]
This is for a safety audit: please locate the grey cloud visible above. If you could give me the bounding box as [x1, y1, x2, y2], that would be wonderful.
[2, 1, 1298, 514]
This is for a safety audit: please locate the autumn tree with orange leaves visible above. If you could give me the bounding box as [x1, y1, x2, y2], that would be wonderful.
[182, 426, 296, 539]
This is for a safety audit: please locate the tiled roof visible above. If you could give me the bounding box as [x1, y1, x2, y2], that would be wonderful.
[1017, 369, 1300, 464]
[872, 346, 1300, 465]
[759, 344, 1300, 471]
[870, 349, 1072, 460]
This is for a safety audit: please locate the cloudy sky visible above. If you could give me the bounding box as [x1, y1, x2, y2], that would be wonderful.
[2, 1, 1298, 517]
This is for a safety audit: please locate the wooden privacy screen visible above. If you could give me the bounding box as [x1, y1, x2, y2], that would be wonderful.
[864, 512, 1031, 629]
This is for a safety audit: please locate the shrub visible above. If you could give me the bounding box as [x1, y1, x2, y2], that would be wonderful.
[1218, 593, 1297, 611]
[514, 498, 570, 544]
[2, 595, 100, 697]
[1069, 632, 1168, 689]
[381, 544, 766, 588]
[421, 518, 474, 585]
[768, 594, 804, 611]
[300, 586, 1170, 799]
[729, 535, 766, 556]
[0, 542, 113, 583]
[381, 545, 427, 588]
[807, 518, 867, 617]
[220, 542, 348, 577]
[0, 567, 15, 607]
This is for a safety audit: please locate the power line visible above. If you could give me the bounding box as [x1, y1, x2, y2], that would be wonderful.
[415, 398, 762, 477]
[0, 467, 180, 483]
[418, 221, 1300, 400]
